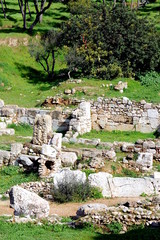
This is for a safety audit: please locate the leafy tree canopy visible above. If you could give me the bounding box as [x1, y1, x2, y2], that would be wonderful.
[64, 3, 160, 79]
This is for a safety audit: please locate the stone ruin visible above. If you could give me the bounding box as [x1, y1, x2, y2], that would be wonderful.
[63, 101, 91, 141]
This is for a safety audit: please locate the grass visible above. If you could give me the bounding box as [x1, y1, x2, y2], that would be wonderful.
[0, 166, 39, 194]
[80, 130, 155, 143]
[0, 217, 160, 240]
[0, 2, 69, 37]
[0, 123, 33, 151]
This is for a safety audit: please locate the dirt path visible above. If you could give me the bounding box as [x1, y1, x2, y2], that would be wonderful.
[0, 197, 142, 217]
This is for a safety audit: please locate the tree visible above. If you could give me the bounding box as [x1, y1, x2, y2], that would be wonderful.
[29, 30, 63, 79]
[63, 4, 160, 79]
[1, 0, 54, 32]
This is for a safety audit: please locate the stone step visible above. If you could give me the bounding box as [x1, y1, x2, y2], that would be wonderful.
[0, 128, 15, 136]
[0, 122, 7, 129]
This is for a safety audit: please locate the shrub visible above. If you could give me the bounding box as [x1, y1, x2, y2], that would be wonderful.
[139, 71, 160, 88]
[106, 222, 122, 234]
[52, 180, 102, 203]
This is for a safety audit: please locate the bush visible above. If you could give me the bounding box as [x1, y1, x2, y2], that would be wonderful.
[106, 222, 123, 234]
[139, 71, 160, 88]
[52, 180, 102, 203]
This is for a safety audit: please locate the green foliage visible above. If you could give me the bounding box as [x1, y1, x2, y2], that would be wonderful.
[82, 169, 95, 177]
[52, 179, 102, 203]
[139, 71, 160, 89]
[157, 165, 160, 172]
[64, 4, 160, 79]
[122, 168, 139, 178]
[106, 222, 123, 234]
[140, 192, 148, 197]
[111, 165, 117, 174]
[0, 166, 39, 194]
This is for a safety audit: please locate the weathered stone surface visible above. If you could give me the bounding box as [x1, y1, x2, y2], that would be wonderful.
[114, 81, 128, 92]
[61, 152, 77, 167]
[17, 155, 33, 167]
[109, 177, 154, 197]
[53, 169, 86, 189]
[77, 203, 108, 217]
[104, 150, 116, 160]
[154, 172, 160, 179]
[0, 128, 15, 135]
[122, 143, 135, 152]
[89, 157, 104, 169]
[88, 172, 113, 197]
[50, 133, 62, 150]
[136, 153, 153, 170]
[68, 101, 91, 136]
[32, 114, 52, 145]
[9, 186, 50, 218]
[0, 122, 6, 129]
[0, 150, 10, 165]
[11, 143, 23, 155]
[41, 144, 57, 158]
[0, 99, 4, 108]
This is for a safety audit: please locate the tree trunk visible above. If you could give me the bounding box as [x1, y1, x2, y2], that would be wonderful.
[1, 0, 7, 18]
[27, 0, 31, 19]
[19, 0, 24, 18]
[23, 0, 27, 29]
[39, 0, 46, 23]
[29, 0, 52, 33]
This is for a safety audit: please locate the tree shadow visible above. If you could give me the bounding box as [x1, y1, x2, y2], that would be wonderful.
[15, 62, 69, 90]
[92, 226, 160, 240]
[154, 125, 160, 138]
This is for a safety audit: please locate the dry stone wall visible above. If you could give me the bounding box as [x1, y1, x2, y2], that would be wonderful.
[0, 97, 160, 134]
[91, 97, 160, 133]
[0, 103, 71, 132]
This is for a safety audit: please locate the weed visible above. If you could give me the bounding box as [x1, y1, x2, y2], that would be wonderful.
[106, 222, 123, 234]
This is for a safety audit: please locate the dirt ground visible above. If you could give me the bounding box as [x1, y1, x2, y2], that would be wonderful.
[0, 197, 142, 217]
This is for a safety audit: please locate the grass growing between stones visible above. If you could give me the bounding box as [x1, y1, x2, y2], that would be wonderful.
[0, 166, 39, 194]
[80, 130, 155, 143]
[0, 123, 33, 151]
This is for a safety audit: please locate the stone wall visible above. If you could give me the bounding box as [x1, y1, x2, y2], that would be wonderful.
[1, 97, 160, 134]
[0, 104, 71, 132]
[91, 97, 160, 133]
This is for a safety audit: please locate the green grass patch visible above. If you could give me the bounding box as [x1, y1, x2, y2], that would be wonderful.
[0, 123, 33, 151]
[0, 217, 160, 240]
[7, 123, 33, 137]
[80, 130, 155, 143]
[0, 166, 39, 194]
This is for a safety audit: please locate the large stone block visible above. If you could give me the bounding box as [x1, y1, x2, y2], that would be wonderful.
[9, 186, 49, 218]
[109, 177, 154, 197]
[61, 152, 77, 167]
[88, 172, 112, 197]
[41, 144, 57, 158]
[136, 152, 153, 170]
[53, 169, 86, 189]
[32, 114, 52, 145]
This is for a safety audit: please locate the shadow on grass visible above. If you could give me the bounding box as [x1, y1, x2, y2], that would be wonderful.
[15, 62, 69, 89]
[93, 226, 160, 240]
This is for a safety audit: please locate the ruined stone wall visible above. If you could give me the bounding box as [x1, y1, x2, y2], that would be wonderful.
[1, 97, 160, 134]
[0, 104, 71, 132]
[91, 97, 160, 133]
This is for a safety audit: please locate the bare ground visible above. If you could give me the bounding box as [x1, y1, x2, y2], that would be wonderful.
[0, 197, 143, 217]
